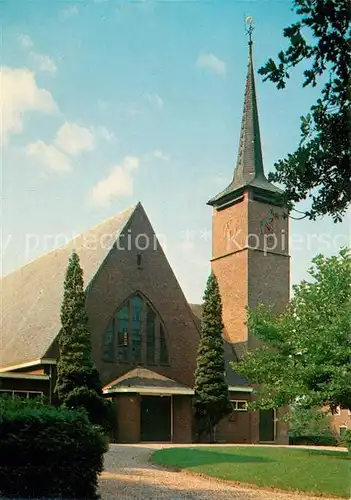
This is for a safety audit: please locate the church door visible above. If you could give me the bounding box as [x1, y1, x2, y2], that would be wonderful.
[259, 409, 275, 442]
[140, 396, 171, 442]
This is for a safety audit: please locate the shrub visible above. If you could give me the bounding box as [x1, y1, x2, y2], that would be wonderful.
[0, 396, 108, 499]
[339, 428, 351, 452]
[289, 435, 338, 446]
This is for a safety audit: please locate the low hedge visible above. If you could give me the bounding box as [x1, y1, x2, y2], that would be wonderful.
[0, 396, 108, 499]
[289, 435, 338, 446]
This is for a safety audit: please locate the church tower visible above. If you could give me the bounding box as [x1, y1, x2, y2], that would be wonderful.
[208, 24, 290, 358]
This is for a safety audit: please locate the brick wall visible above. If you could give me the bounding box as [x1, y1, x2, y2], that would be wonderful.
[173, 395, 193, 443]
[215, 391, 251, 443]
[331, 408, 351, 437]
[116, 394, 140, 443]
[211, 188, 290, 444]
[212, 192, 289, 352]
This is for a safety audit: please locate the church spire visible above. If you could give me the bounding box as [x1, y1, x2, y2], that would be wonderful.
[208, 18, 281, 208]
[233, 20, 265, 185]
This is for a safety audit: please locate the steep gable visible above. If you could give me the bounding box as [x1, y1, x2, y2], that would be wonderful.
[83, 203, 200, 388]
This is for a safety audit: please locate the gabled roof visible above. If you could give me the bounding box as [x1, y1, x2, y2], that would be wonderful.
[208, 41, 282, 208]
[0, 204, 138, 371]
[103, 368, 194, 395]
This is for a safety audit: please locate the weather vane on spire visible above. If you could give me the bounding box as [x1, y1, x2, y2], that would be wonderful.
[245, 16, 255, 45]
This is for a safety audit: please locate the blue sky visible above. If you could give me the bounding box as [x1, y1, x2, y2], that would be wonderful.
[2, 0, 350, 303]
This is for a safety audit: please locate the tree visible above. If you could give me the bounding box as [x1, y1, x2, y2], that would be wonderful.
[288, 404, 335, 440]
[233, 248, 351, 412]
[194, 273, 232, 441]
[54, 251, 108, 427]
[259, 0, 350, 222]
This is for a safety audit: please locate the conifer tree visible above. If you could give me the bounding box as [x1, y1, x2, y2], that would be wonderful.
[54, 251, 108, 427]
[194, 272, 231, 441]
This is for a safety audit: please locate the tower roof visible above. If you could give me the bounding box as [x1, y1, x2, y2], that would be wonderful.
[208, 38, 282, 208]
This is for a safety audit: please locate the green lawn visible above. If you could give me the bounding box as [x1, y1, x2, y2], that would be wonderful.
[152, 446, 350, 498]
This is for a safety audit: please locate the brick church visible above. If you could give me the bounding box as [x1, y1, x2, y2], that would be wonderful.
[0, 39, 290, 444]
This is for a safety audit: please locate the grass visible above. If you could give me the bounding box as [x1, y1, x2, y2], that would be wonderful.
[152, 446, 350, 498]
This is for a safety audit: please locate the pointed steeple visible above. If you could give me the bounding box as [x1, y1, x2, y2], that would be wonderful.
[208, 21, 281, 209]
[233, 39, 264, 185]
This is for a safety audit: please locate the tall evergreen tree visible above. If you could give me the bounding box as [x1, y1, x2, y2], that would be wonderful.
[54, 251, 108, 427]
[194, 273, 231, 441]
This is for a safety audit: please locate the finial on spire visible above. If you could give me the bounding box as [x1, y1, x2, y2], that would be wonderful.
[245, 16, 255, 46]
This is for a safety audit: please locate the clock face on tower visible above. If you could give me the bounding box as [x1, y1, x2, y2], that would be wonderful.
[260, 209, 279, 235]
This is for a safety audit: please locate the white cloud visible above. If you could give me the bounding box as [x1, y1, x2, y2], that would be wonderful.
[145, 92, 164, 108]
[96, 125, 115, 142]
[30, 52, 57, 74]
[90, 156, 140, 206]
[18, 34, 33, 48]
[25, 121, 114, 173]
[27, 141, 71, 172]
[61, 5, 79, 17]
[54, 122, 95, 156]
[18, 33, 57, 75]
[0, 67, 58, 145]
[153, 150, 170, 161]
[196, 52, 226, 77]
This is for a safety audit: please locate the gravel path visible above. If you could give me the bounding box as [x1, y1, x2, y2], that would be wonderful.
[98, 444, 340, 500]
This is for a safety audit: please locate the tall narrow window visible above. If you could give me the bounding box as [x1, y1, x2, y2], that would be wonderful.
[146, 305, 156, 364]
[159, 324, 169, 364]
[102, 320, 115, 362]
[117, 305, 129, 361]
[102, 293, 168, 366]
[131, 295, 142, 363]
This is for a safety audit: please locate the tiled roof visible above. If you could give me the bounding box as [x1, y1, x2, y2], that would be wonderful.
[0, 204, 138, 370]
[103, 368, 193, 392]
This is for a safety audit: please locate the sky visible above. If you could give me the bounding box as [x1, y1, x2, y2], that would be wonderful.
[1, 0, 350, 303]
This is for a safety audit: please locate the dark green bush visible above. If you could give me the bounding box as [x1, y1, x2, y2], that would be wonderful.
[0, 396, 108, 499]
[289, 435, 338, 446]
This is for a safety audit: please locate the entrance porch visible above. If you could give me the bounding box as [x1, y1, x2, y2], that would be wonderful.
[103, 368, 194, 443]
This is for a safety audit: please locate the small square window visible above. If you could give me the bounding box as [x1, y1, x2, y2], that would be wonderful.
[231, 400, 248, 411]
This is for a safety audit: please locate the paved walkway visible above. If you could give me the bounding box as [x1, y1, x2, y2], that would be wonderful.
[99, 444, 343, 500]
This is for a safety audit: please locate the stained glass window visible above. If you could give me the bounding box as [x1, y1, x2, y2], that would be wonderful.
[131, 295, 142, 363]
[159, 324, 169, 364]
[117, 305, 129, 361]
[146, 305, 156, 364]
[103, 293, 168, 366]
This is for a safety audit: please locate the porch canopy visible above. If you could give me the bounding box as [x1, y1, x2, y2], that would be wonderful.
[103, 368, 194, 396]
